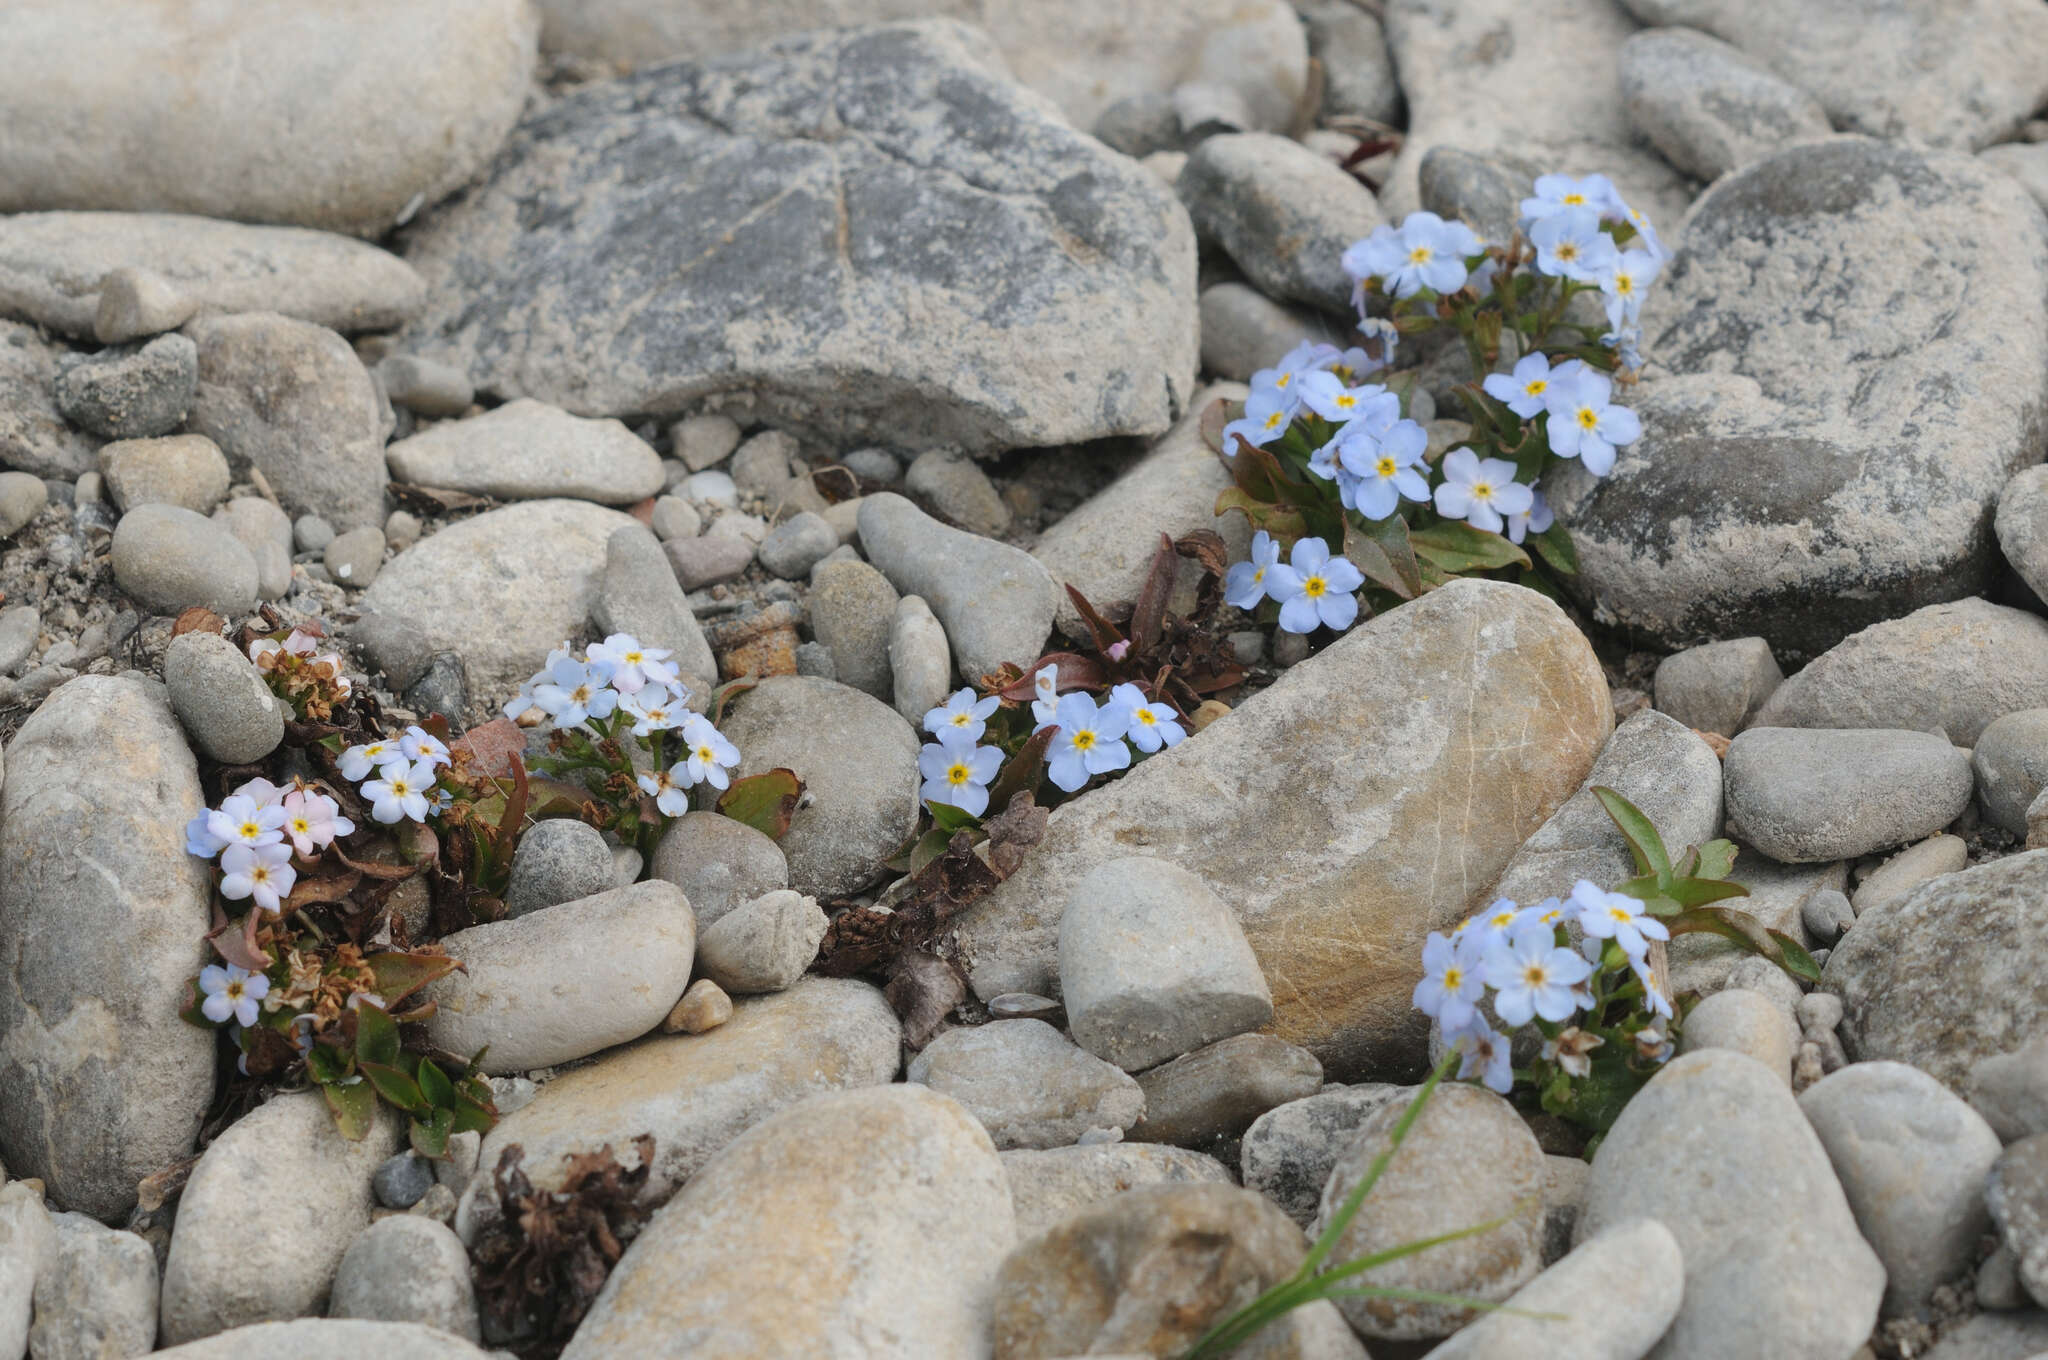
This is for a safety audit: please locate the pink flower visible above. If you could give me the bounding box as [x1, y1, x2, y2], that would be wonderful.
[280, 789, 355, 856]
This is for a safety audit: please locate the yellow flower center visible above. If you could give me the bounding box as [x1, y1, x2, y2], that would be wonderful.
[250, 865, 272, 885]
[1524, 964, 1549, 987]
[1275, 372, 1292, 389]
[624, 651, 643, 665]
[1524, 379, 1547, 397]
[571, 684, 593, 704]
[1375, 456, 1397, 477]
[389, 779, 410, 797]
[946, 764, 971, 786]
[1302, 575, 1327, 599]
[1472, 481, 1494, 500]
[697, 745, 716, 763]
[1609, 906, 1632, 924]
[1251, 566, 1265, 584]
[239, 821, 261, 839]
[1262, 411, 1285, 430]
[1332, 365, 1354, 382]
[1555, 242, 1579, 263]
[1136, 709, 1157, 726]
[225, 981, 245, 1001]
[1442, 966, 1464, 990]
[290, 817, 310, 835]
[1615, 273, 1634, 296]
[1333, 393, 1356, 410]
[1072, 730, 1097, 751]
[1407, 246, 1433, 265]
[1577, 407, 1600, 431]
[1562, 192, 1586, 205]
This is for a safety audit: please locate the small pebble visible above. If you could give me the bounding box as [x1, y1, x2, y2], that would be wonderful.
[651, 494, 701, 542]
[294, 514, 336, 553]
[503, 819, 617, 918]
[94, 265, 197, 343]
[730, 430, 800, 496]
[404, 651, 469, 724]
[324, 525, 386, 588]
[794, 640, 837, 680]
[988, 993, 1065, 1025]
[0, 472, 49, 539]
[757, 511, 838, 579]
[666, 534, 754, 590]
[1801, 888, 1856, 946]
[842, 447, 901, 483]
[671, 413, 742, 471]
[684, 469, 738, 507]
[662, 977, 734, 1034]
[384, 510, 423, 552]
[372, 1152, 436, 1210]
[375, 355, 474, 418]
[1271, 630, 1310, 667]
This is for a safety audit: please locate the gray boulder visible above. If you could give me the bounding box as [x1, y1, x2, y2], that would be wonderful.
[859, 492, 1059, 681]
[1750, 599, 2048, 746]
[1550, 140, 2048, 660]
[717, 676, 920, 898]
[1722, 727, 1973, 862]
[1620, 27, 1832, 182]
[0, 1, 538, 237]
[401, 21, 1198, 454]
[0, 676, 214, 1220]
[1826, 851, 2048, 1089]
[0, 212, 425, 339]
[183, 312, 389, 530]
[1617, 0, 2048, 151]
[53, 332, 197, 439]
[0, 319, 98, 478]
[1576, 1049, 1884, 1359]
[1176, 133, 1382, 314]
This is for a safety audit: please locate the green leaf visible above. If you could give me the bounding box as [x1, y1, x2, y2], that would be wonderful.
[1691, 839, 1740, 881]
[1408, 521, 1531, 574]
[322, 1079, 378, 1141]
[416, 1057, 456, 1109]
[1592, 786, 1672, 884]
[305, 1040, 351, 1085]
[410, 1108, 454, 1160]
[927, 802, 981, 834]
[1351, 509, 1422, 598]
[353, 1000, 401, 1068]
[359, 1060, 426, 1114]
[450, 1092, 497, 1136]
[715, 767, 804, 840]
[1215, 487, 1309, 541]
[906, 826, 954, 877]
[707, 676, 759, 726]
[1660, 876, 1751, 909]
[1530, 521, 1579, 576]
[1665, 906, 1823, 983]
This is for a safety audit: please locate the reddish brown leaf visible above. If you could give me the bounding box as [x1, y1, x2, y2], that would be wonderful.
[990, 653, 1105, 703]
[281, 870, 362, 912]
[1128, 533, 1177, 653]
[1174, 529, 1232, 580]
[1063, 585, 1126, 654]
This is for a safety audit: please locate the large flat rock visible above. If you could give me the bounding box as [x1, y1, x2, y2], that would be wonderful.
[1550, 138, 2048, 661]
[400, 20, 1198, 454]
[954, 579, 1611, 1080]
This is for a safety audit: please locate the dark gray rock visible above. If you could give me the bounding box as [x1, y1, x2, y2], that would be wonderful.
[401, 21, 1197, 455]
[372, 1152, 437, 1210]
[1176, 132, 1381, 314]
[404, 652, 468, 725]
[1241, 1084, 1408, 1226]
[1620, 28, 1832, 182]
[1549, 139, 2048, 661]
[1, 320, 97, 478]
[504, 820, 619, 919]
[1653, 636, 1782, 736]
[53, 332, 198, 439]
[1091, 92, 1181, 159]
[1300, 0, 1401, 127]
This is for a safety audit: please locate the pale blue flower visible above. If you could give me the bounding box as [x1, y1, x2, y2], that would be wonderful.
[1044, 691, 1132, 793]
[1530, 206, 1618, 284]
[206, 794, 286, 852]
[587, 633, 679, 695]
[1482, 352, 1561, 420]
[1298, 370, 1389, 425]
[1448, 1015, 1515, 1094]
[919, 732, 1003, 817]
[1600, 247, 1661, 332]
[1520, 172, 1620, 224]
[1107, 682, 1185, 753]
[679, 714, 741, 792]
[1544, 369, 1640, 476]
[925, 687, 999, 743]
[1225, 530, 1285, 610]
[1358, 212, 1485, 299]
[1569, 880, 1669, 958]
[1504, 488, 1555, 546]
[1030, 664, 1061, 732]
[1433, 449, 1533, 534]
[1336, 417, 1430, 520]
[1413, 931, 1486, 1030]
[1484, 924, 1595, 1025]
[533, 657, 618, 729]
[1222, 386, 1295, 455]
[1266, 537, 1364, 634]
[362, 760, 438, 825]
